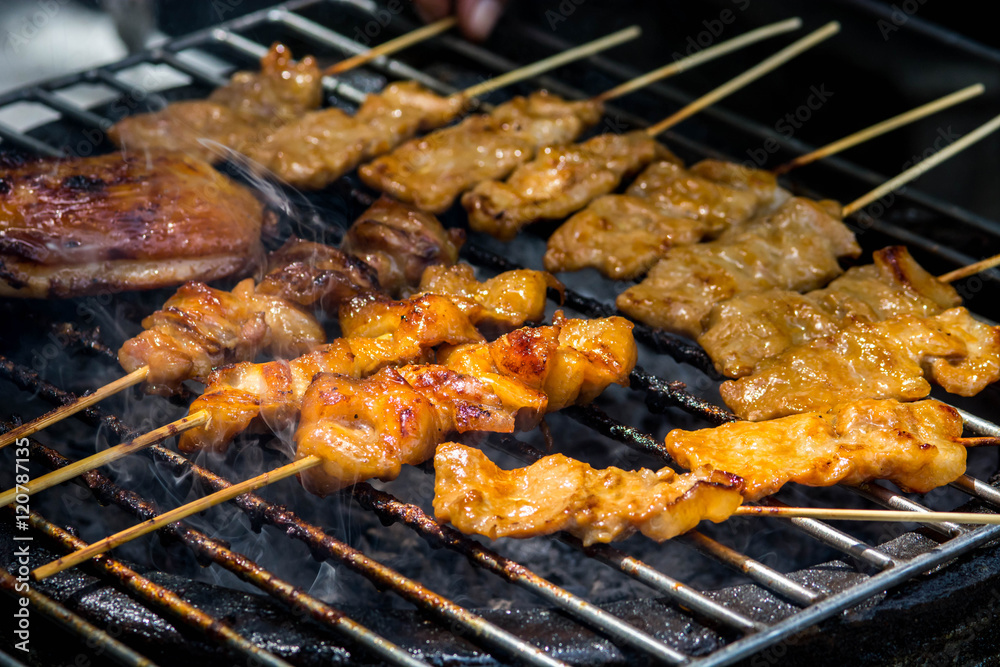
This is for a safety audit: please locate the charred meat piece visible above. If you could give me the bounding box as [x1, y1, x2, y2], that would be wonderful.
[418, 262, 564, 335]
[179, 293, 483, 453]
[463, 130, 674, 241]
[699, 246, 962, 378]
[720, 307, 1000, 421]
[295, 365, 527, 495]
[248, 82, 466, 189]
[0, 151, 270, 298]
[665, 399, 970, 501]
[433, 442, 743, 545]
[340, 196, 464, 296]
[109, 43, 321, 162]
[616, 198, 859, 339]
[359, 92, 603, 213]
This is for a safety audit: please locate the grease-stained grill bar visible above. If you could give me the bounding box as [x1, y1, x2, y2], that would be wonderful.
[3, 1, 1000, 665]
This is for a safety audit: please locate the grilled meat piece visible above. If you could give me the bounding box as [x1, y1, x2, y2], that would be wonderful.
[721, 307, 1000, 421]
[417, 263, 564, 335]
[340, 196, 464, 296]
[664, 399, 969, 501]
[109, 43, 322, 163]
[257, 237, 380, 312]
[179, 293, 484, 453]
[0, 151, 270, 298]
[462, 130, 674, 241]
[359, 92, 604, 213]
[118, 278, 324, 395]
[616, 198, 859, 339]
[543, 194, 704, 279]
[438, 311, 637, 426]
[295, 366, 527, 495]
[433, 442, 743, 545]
[699, 246, 962, 377]
[543, 160, 788, 279]
[247, 82, 466, 189]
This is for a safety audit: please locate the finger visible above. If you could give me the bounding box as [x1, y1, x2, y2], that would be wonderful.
[456, 0, 508, 41]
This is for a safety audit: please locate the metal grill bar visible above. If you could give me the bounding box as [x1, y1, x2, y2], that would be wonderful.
[25, 512, 295, 667]
[24, 437, 428, 667]
[0, 564, 157, 667]
[853, 482, 965, 538]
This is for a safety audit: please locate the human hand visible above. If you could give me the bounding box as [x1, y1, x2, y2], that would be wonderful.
[414, 0, 510, 41]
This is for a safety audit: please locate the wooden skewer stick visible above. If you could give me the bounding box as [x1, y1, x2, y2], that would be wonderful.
[0, 410, 208, 508]
[32, 455, 321, 581]
[938, 251, 1000, 283]
[958, 436, 1000, 447]
[0, 366, 149, 451]
[772, 83, 986, 175]
[735, 504, 1000, 525]
[842, 112, 1000, 217]
[460, 25, 641, 99]
[324, 17, 457, 75]
[646, 21, 841, 137]
[592, 17, 803, 103]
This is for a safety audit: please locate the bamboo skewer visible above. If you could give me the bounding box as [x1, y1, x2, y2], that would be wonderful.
[592, 17, 803, 103]
[0, 410, 208, 508]
[324, 17, 457, 75]
[460, 25, 641, 99]
[735, 505, 1000, 524]
[0, 366, 148, 450]
[842, 112, 1000, 217]
[32, 455, 322, 581]
[646, 21, 841, 137]
[938, 252, 1000, 283]
[772, 83, 986, 175]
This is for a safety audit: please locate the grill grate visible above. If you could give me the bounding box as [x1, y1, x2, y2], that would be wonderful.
[3, 1, 1000, 665]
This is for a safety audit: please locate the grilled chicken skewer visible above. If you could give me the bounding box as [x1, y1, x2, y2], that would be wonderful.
[544, 84, 983, 279]
[360, 23, 838, 215]
[617, 114, 1000, 340]
[462, 19, 817, 241]
[430, 397, 1000, 546]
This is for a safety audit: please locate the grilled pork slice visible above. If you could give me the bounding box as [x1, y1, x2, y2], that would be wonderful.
[543, 160, 789, 279]
[720, 307, 1000, 421]
[247, 82, 466, 189]
[178, 293, 484, 453]
[616, 198, 859, 339]
[417, 263, 564, 335]
[433, 442, 743, 545]
[340, 196, 464, 296]
[295, 366, 532, 495]
[359, 92, 604, 214]
[256, 238, 380, 312]
[109, 43, 322, 163]
[699, 246, 962, 378]
[0, 151, 269, 298]
[462, 130, 674, 241]
[665, 399, 969, 501]
[438, 312, 637, 426]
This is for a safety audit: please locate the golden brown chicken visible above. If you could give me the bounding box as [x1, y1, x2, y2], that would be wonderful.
[0, 151, 270, 298]
[246, 82, 466, 189]
[109, 44, 322, 163]
[616, 198, 860, 339]
[295, 366, 530, 495]
[432, 442, 743, 545]
[178, 293, 484, 453]
[359, 92, 604, 213]
[720, 307, 1000, 421]
[417, 263, 564, 335]
[664, 399, 973, 501]
[438, 311, 637, 424]
[462, 131, 675, 241]
[543, 160, 788, 279]
[698, 246, 962, 378]
[340, 196, 465, 296]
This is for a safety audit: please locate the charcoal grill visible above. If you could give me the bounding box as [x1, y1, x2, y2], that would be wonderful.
[3, 1, 1000, 665]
